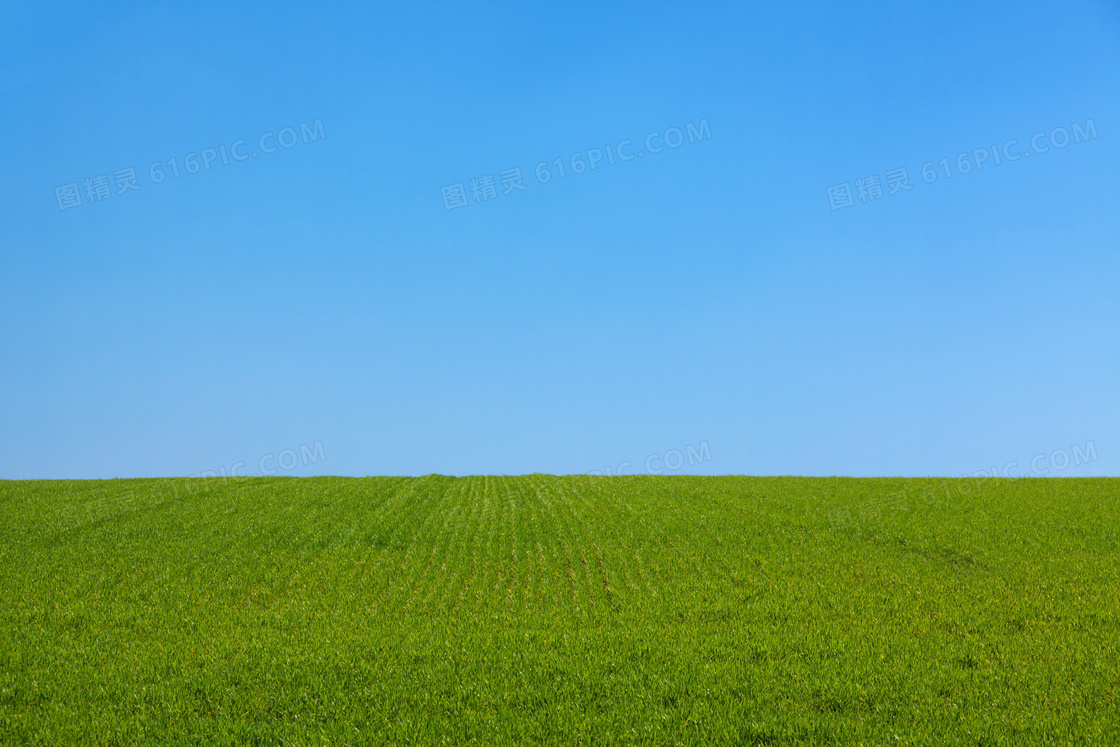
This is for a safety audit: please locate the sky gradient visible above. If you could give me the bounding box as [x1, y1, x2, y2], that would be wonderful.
[1, 1, 1118, 479]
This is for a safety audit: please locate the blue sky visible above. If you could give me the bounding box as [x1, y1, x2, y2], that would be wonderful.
[1, 1, 1117, 479]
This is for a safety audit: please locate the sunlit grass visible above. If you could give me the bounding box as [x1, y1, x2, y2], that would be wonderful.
[0, 475, 1116, 744]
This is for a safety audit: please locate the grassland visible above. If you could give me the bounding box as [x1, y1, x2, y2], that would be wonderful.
[0, 475, 1117, 745]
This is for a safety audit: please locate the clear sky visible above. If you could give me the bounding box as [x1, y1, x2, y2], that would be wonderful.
[1, 1, 1117, 479]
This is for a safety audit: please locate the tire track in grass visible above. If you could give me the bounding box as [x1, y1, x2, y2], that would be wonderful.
[497, 476, 523, 616]
[514, 476, 548, 613]
[406, 477, 468, 615]
[551, 477, 590, 618]
[362, 479, 414, 612]
[488, 476, 508, 612]
[531, 478, 553, 611]
[525, 476, 563, 614]
[551, 477, 606, 615]
[457, 476, 486, 612]
[467, 476, 491, 616]
[561, 477, 621, 614]
[509, 476, 526, 613]
[368, 478, 433, 615]
[492, 479, 512, 613]
[489, 476, 510, 614]
[478, 476, 506, 617]
[493, 476, 516, 615]
[530, 476, 582, 617]
[588, 477, 636, 612]
[590, 477, 648, 610]
[631, 479, 689, 614]
[420, 477, 469, 612]
[471, 476, 493, 615]
[442, 476, 484, 613]
[605, 477, 659, 604]
[384, 476, 454, 615]
[678, 478, 741, 592]
[449, 478, 485, 616]
[504, 476, 532, 612]
[706, 478, 764, 594]
[655, 478, 738, 615]
[331, 478, 410, 611]
[461, 476, 492, 614]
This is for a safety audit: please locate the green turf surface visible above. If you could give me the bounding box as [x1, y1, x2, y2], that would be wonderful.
[0, 476, 1117, 744]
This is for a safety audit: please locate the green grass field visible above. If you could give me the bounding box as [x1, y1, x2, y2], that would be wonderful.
[1, 476, 1117, 745]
